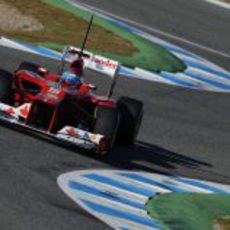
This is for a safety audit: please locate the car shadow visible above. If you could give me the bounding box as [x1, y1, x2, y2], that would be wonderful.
[0, 121, 212, 174]
[56, 138, 212, 175]
[99, 141, 212, 173]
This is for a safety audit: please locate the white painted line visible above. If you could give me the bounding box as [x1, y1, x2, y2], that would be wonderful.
[61, 171, 148, 202]
[134, 68, 176, 85]
[203, 0, 230, 9]
[70, 0, 230, 59]
[189, 67, 230, 84]
[72, 190, 147, 216]
[0, 37, 37, 54]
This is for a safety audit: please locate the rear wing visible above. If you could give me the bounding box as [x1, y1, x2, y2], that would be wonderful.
[63, 46, 119, 78]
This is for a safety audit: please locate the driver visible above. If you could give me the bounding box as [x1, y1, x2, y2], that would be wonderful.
[60, 54, 84, 90]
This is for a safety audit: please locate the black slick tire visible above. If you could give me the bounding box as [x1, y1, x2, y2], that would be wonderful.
[117, 97, 143, 145]
[94, 106, 120, 155]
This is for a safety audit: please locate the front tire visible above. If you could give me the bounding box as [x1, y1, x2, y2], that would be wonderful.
[117, 97, 143, 145]
[17, 62, 47, 78]
[94, 106, 120, 155]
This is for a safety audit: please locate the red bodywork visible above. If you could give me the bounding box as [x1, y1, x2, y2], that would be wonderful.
[12, 64, 116, 133]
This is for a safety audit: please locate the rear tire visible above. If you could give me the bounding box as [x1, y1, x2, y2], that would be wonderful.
[117, 97, 143, 145]
[18, 62, 40, 73]
[94, 106, 120, 155]
[17, 62, 47, 78]
[0, 70, 13, 103]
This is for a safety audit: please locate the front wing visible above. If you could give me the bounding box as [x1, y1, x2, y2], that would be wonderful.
[0, 102, 106, 153]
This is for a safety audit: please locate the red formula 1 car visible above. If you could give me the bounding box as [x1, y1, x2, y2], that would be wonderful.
[0, 49, 143, 155]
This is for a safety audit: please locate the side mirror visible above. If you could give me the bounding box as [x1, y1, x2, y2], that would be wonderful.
[88, 84, 97, 90]
[37, 67, 49, 77]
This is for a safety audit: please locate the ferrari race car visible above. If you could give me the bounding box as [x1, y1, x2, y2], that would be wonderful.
[0, 48, 143, 155]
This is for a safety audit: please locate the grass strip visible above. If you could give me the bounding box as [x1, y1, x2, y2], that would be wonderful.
[146, 193, 230, 230]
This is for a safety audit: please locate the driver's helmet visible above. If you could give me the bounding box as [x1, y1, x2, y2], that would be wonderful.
[60, 70, 82, 88]
[70, 55, 84, 77]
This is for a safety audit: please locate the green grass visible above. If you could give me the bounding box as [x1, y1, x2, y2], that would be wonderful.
[146, 193, 230, 230]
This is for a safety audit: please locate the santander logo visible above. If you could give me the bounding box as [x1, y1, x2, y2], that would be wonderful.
[92, 57, 117, 69]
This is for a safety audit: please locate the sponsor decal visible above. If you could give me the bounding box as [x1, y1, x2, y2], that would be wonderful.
[18, 104, 31, 118]
[92, 57, 118, 70]
[66, 127, 76, 137]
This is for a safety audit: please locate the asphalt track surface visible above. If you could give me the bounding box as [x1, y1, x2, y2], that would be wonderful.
[0, 1, 229, 230]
